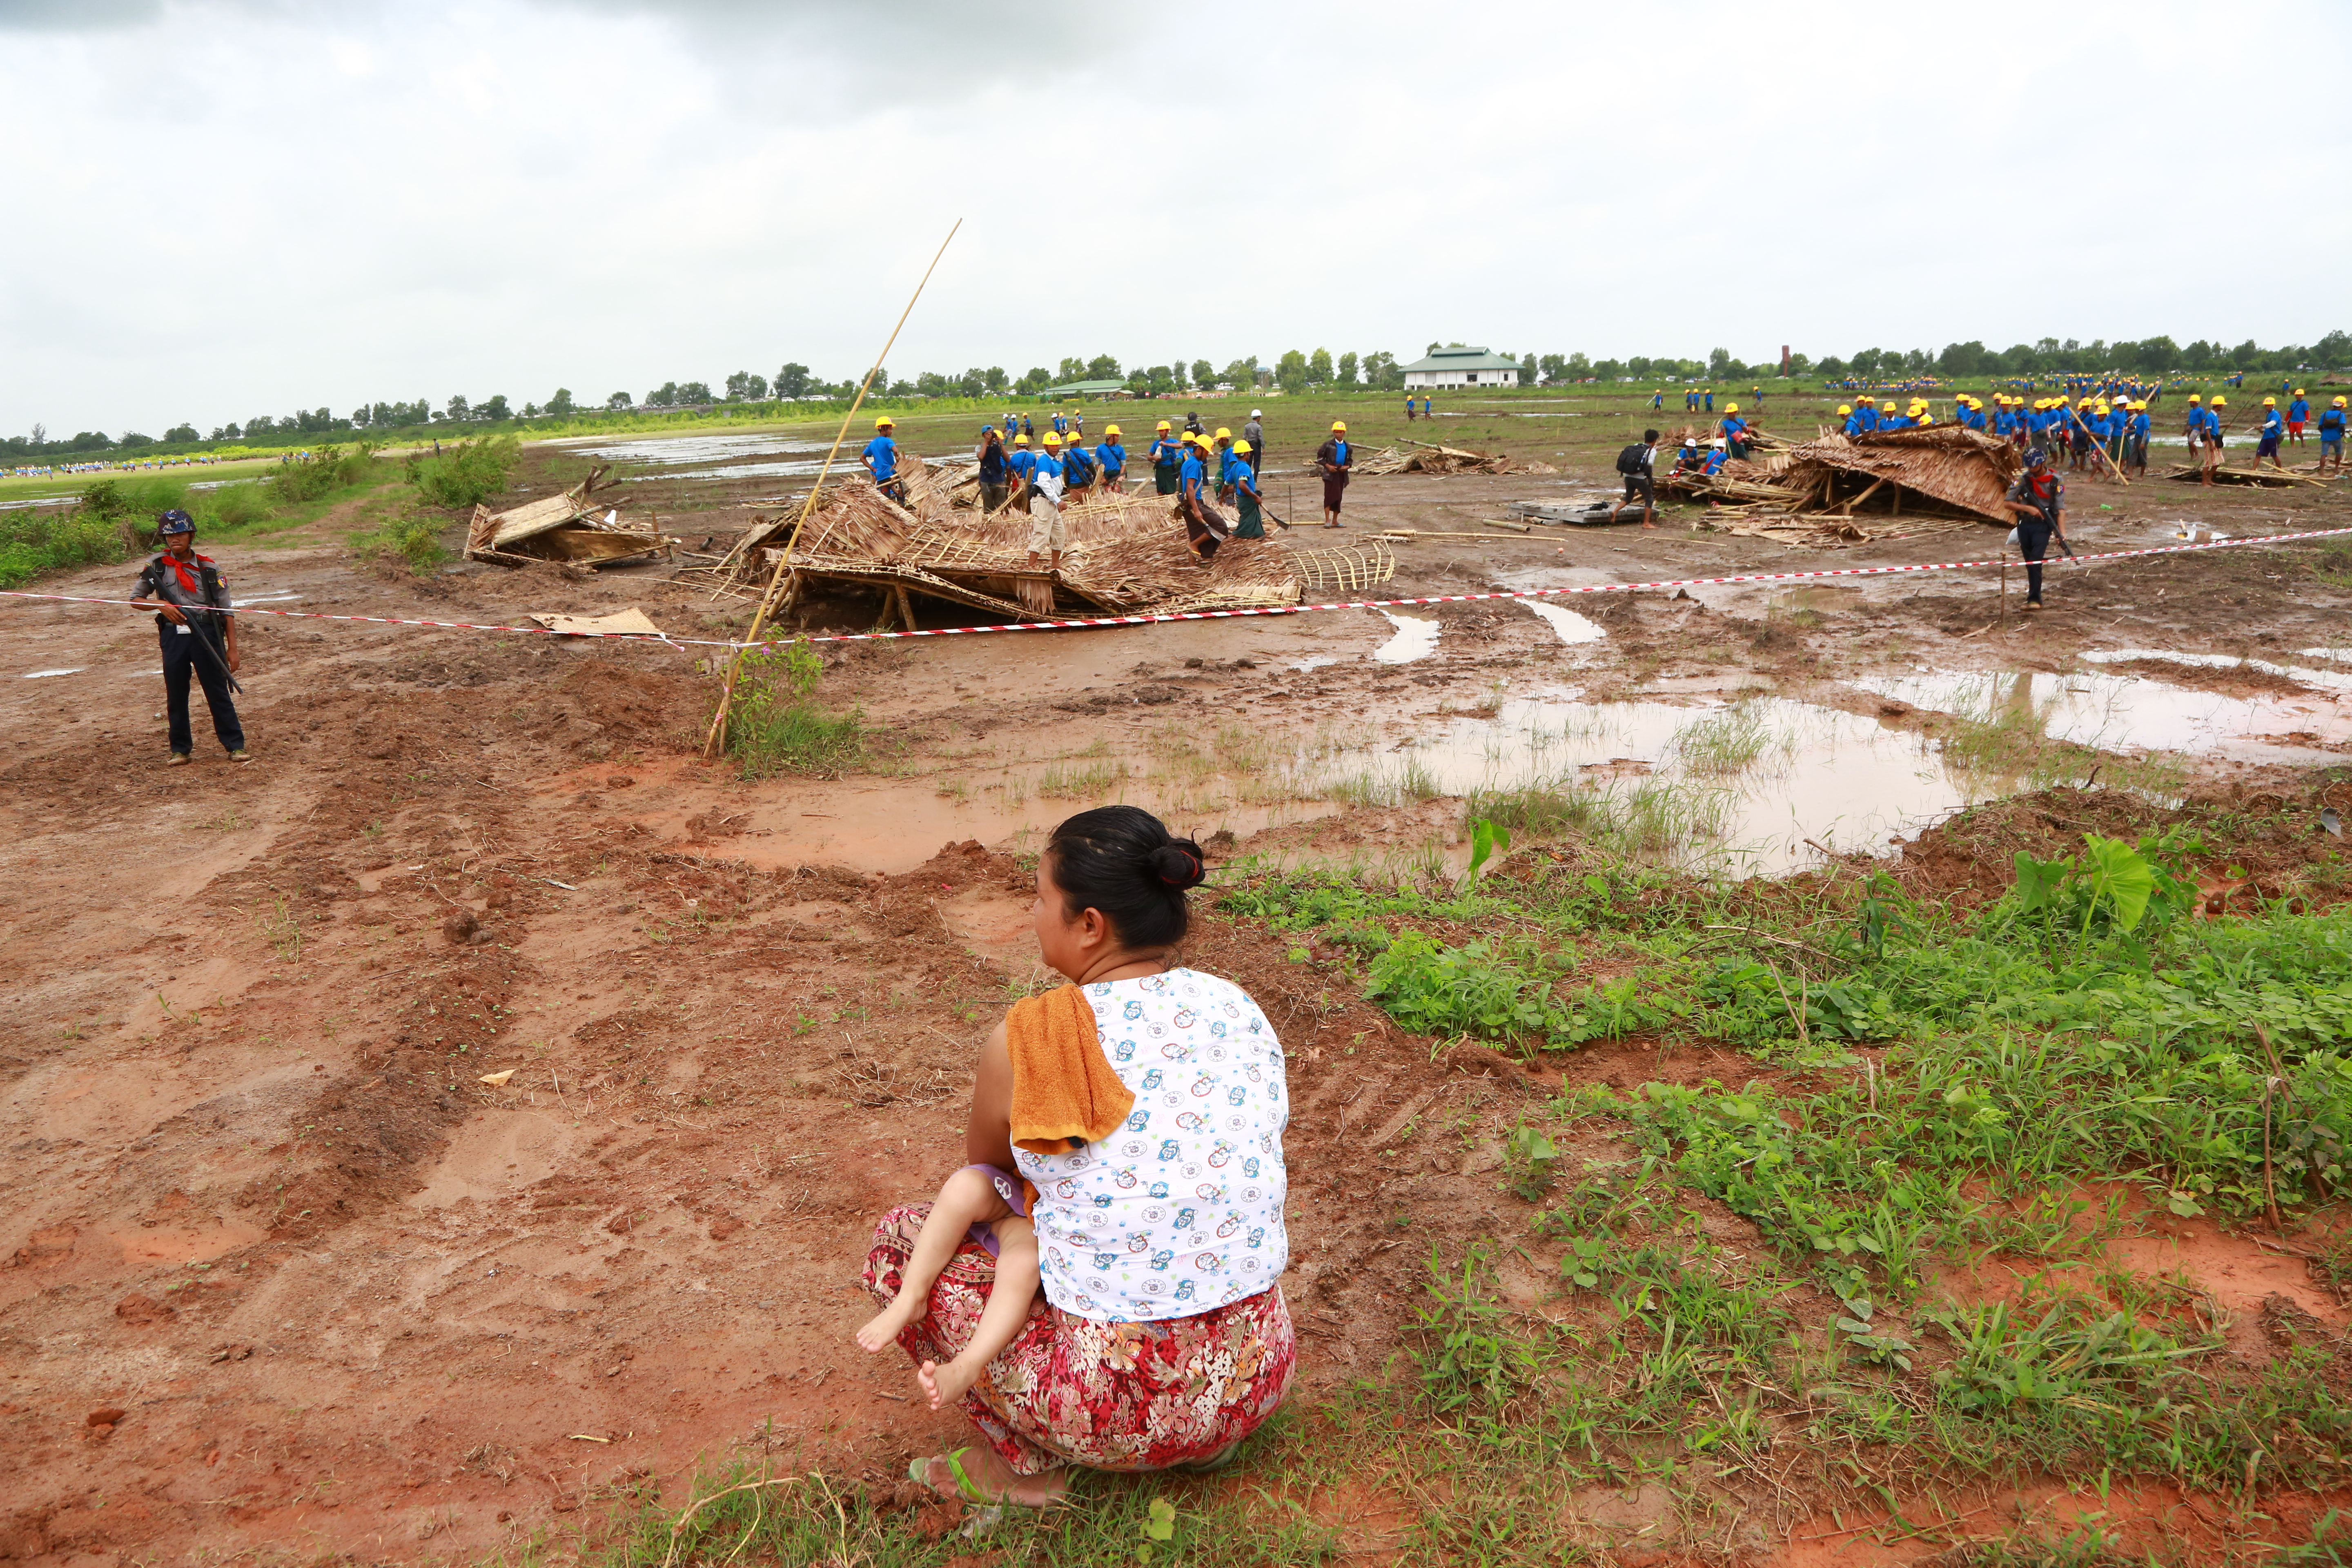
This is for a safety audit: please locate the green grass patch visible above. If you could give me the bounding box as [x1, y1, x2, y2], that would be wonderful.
[723, 640, 867, 778]
[404, 435, 521, 508]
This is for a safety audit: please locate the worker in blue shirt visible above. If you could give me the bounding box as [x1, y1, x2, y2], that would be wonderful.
[1007, 432, 1038, 512]
[2318, 396, 2346, 476]
[2127, 401, 2152, 478]
[2257, 397, 2288, 471]
[1060, 429, 1098, 500]
[1650, 389, 1665, 410]
[2288, 390, 2311, 449]
[860, 415, 903, 503]
[1178, 433, 1226, 559]
[1838, 403, 1861, 437]
[1703, 388, 1715, 413]
[1050, 411, 1067, 437]
[1149, 420, 1182, 495]
[1405, 393, 1417, 423]
[1719, 404, 1750, 460]
[1702, 437, 1728, 476]
[1229, 440, 1266, 538]
[1003, 413, 1018, 443]
[1095, 424, 1126, 495]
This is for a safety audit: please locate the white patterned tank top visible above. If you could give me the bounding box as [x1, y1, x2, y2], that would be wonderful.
[1012, 969, 1289, 1324]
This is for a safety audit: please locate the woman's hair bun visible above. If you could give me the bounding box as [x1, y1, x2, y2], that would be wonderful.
[1151, 841, 1207, 890]
[1044, 807, 1205, 947]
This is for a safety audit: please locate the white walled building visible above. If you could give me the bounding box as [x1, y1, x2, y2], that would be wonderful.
[1400, 346, 1526, 390]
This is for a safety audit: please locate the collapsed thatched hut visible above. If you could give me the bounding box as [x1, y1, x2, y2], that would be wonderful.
[722, 453, 1396, 628]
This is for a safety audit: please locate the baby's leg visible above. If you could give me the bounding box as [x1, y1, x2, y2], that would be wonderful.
[919, 1216, 1039, 1410]
[856, 1169, 1011, 1353]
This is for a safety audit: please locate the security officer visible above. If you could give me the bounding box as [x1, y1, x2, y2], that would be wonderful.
[130, 509, 248, 763]
[1996, 448, 2068, 613]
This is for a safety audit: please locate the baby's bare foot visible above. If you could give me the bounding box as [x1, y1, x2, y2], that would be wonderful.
[855, 1303, 912, 1353]
[917, 1356, 981, 1410]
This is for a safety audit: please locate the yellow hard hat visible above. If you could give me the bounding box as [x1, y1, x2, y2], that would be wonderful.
[2264, 396, 2278, 405]
[1232, 439, 1252, 454]
[1156, 419, 1172, 431]
[1013, 433, 1029, 445]
[2212, 395, 2227, 405]
[1215, 427, 1230, 440]
[1042, 431, 1061, 446]
[1881, 401, 1895, 410]
[1103, 424, 1120, 436]
[875, 415, 893, 428]
[1726, 403, 1739, 413]
[1837, 404, 1852, 415]
[2336, 396, 2348, 407]
[2187, 394, 2201, 403]
[2295, 388, 2307, 396]
[2095, 403, 2109, 413]
[1331, 421, 1347, 432]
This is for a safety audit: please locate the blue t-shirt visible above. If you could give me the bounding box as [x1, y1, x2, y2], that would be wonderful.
[1842, 415, 1863, 437]
[1331, 439, 1350, 466]
[1703, 448, 1727, 475]
[2262, 409, 2285, 438]
[1151, 437, 1180, 468]
[1063, 445, 1096, 482]
[1178, 453, 1206, 497]
[1097, 440, 1125, 475]
[1034, 452, 1065, 483]
[1722, 416, 1746, 440]
[1009, 448, 1038, 481]
[2321, 408, 2345, 438]
[2290, 398, 2310, 421]
[1229, 458, 1257, 495]
[862, 435, 897, 481]
[2131, 413, 2151, 438]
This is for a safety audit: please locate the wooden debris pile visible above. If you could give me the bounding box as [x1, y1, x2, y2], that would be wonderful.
[1354, 440, 1558, 477]
[465, 466, 668, 569]
[2158, 464, 2334, 490]
[710, 452, 1395, 626]
[1664, 426, 2023, 546]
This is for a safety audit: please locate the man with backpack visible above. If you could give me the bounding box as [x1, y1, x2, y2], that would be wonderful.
[1610, 429, 1661, 529]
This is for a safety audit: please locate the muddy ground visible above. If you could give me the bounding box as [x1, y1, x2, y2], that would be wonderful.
[2, 434, 2350, 1566]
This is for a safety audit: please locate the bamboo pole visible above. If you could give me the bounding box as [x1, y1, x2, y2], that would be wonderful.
[702, 220, 962, 760]
[2061, 402, 2130, 487]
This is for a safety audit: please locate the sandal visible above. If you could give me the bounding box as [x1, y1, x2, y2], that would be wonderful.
[908, 1448, 1069, 1510]
[910, 1447, 991, 1504]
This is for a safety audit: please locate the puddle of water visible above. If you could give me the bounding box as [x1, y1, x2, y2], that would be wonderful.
[1769, 584, 1864, 614]
[1856, 670, 2352, 754]
[1521, 599, 1608, 645]
[1382, 694, 1984, 872]
[238, 590, 302, 605]
[556, 432, 835, 466]
[1290, 655, 1339, 672]
[1372, 611, 1440, 664]
[2082, 648, 2352, 694]
[24, 667, 85, 679]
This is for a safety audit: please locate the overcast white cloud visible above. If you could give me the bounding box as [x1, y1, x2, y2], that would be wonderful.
[2, 0, 2344, 438]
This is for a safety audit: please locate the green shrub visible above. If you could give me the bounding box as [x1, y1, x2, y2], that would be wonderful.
[724, 640, 865, 777]
[272, 443, 381, 502]
[403, 436, 520, 508]
[356, 512, 450, 572]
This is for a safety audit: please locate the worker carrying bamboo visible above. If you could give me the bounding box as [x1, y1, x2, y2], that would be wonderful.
[1997, 448, 2068, 614]
[129, 509, 249, 765]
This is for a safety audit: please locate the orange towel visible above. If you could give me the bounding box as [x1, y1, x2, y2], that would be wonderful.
[1007, 984, 1136, 1157]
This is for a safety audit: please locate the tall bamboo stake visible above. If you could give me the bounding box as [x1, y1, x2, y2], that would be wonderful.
[701, 220, 962, 760]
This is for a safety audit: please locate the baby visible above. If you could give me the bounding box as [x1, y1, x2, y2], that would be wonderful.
[854, 1163, 1038, 1410]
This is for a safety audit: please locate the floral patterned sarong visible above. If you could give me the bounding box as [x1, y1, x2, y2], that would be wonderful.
[862, 1202, 1295, 1475]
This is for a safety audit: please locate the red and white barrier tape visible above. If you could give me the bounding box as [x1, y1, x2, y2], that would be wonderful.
[7, 523, 2351, 650]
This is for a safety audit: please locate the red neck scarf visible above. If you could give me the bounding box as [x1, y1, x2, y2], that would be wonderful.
[162, 550, 212, 595]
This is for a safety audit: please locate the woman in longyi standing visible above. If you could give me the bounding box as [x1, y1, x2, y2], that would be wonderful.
[862, 806, 1294, 1507]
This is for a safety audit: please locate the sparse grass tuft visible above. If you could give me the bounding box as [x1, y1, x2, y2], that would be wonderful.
[724, 640, 866, 778]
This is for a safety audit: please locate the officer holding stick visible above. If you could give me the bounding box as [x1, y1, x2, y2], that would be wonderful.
[129, 509, 249, 764]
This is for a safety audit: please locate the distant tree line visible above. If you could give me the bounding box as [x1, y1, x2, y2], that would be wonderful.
[11, 330, 2348, 461]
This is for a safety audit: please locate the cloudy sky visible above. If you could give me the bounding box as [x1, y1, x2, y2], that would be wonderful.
[3, 0, 2345, 439]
